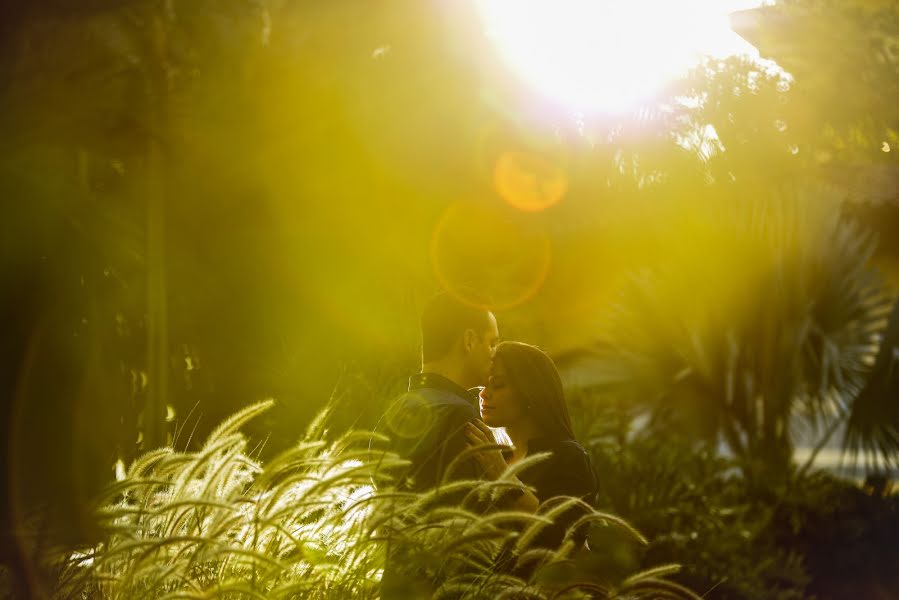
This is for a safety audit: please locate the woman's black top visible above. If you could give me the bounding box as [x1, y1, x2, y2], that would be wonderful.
[516, 437, 598, 507]
[498, 437, 599, 572]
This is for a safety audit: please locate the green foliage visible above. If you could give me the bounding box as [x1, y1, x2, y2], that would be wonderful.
[844, 297, 899, 465]
[770, 471, 899, 600]
[50, 401, 696, 599]
[597, 188, 894, 477]
[578, 400, 899, 600]
[588, 414, 808, 600]
[736, 0, 899, 153]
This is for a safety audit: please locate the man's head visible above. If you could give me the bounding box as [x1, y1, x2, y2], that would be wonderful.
[420, 292, 499, 389]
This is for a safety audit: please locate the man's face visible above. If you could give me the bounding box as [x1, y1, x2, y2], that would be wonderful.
[467, 312, 499, 386]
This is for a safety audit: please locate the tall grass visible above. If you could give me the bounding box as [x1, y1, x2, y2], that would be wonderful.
[52, 400, 699, 599]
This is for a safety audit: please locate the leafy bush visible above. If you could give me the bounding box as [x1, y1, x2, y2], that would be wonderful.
[770, 472, 899, 600]
[578, 399, 899, 600]
[49, 400, 698, 599]
[581, 404, 807, 600]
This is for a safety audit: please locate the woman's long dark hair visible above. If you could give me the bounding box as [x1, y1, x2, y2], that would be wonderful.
[493, 341, 575, 441]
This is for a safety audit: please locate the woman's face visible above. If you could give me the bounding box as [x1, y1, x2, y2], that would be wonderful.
[478, 360, 527, 427]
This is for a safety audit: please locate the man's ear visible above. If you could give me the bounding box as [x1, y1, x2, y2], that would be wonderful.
[462, 329, 476, 353]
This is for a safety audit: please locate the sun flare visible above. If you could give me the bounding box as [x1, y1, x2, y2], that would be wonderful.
[475, 0, 764, 113]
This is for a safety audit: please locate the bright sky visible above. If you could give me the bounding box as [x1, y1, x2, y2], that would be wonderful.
[475, 0, 768, 113]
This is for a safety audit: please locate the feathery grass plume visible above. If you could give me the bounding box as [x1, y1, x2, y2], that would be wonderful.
[495, 586, 546, 599]
[462, 478, 536, 508]
[127, 448, 174, 479]
[411, 479, 483, 511]
[549, 580, 613, 598]
[513, 547, 558, 573]
[497, 452, 553, 482]
[515, 497, 584, 553]
[618, 576, 705, 599]
[621, 563, 683, 586]
[477, 510, 554, 531]
[563, 511, 649, 546]
[50, 401, 694, 599]
[206, 398, 275, 445]
[443, 443, 511, 483]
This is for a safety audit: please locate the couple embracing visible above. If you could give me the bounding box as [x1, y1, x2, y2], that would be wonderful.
[376, 292, 598, 581]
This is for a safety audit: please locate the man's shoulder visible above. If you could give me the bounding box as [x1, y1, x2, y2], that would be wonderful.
[397, 388, 478, 426]
[378, 387, 476, 442]
[404, 386, 474, 409]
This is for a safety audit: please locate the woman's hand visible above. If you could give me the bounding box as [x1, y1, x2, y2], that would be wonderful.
[465, 419, 540, 513]
[465, 419, 509, 480]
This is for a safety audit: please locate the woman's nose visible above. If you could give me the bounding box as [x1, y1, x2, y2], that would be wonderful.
[479, 387, 489, 401]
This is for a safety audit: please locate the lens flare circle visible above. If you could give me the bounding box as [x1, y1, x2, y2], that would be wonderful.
[430, 201, 552, 311]
[384, 392, 438, 440]
[493, 151, 568, 212]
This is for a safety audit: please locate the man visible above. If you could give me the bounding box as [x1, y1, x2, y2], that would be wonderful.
[378, 292, 499, 491]
[375, 293, 498, 599]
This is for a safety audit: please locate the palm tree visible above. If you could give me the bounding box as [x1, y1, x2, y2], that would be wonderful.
[845, 296, 899, 467]
[599, 189, 894, 481]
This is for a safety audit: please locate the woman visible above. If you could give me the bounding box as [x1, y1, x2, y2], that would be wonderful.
[464, 341, 598, 554]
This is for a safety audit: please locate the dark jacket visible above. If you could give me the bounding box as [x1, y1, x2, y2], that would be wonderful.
[375, 373, 481, 492]
[375, 373, 482, 599]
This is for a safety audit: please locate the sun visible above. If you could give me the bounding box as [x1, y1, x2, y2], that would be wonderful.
[475, 0, 763, 114]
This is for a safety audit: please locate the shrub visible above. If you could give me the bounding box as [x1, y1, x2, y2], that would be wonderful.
[579, 399, 899, 600]
[578, 399, 808, 600]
